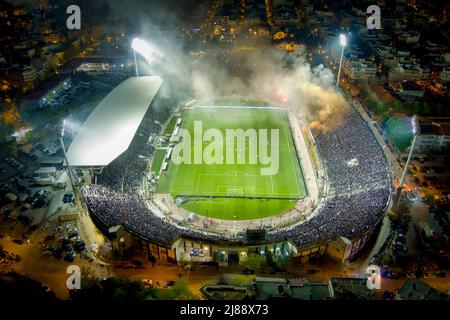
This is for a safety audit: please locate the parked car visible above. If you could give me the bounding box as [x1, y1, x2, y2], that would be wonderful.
[44, 234, 55, 241]
[64, 252, 76, 262]
[242, 268, 255, 275]
[74, 240, 86, 252]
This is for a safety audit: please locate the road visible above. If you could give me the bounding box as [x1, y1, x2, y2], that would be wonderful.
[2, 206, 449, 300]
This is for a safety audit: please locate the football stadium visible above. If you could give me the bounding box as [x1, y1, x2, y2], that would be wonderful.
[66, 75, 391, 265]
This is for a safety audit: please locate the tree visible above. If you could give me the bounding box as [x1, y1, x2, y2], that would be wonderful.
[422, 102, 431, 114]
[230, 274, 254, 286]
[70, 277, 157, 300]
[383, 116, 412, 151]
[242, 253, 262, 271]
[275, 256, 293, 272]
[155, 279, 198, 300]
[0, 271, 57, 300]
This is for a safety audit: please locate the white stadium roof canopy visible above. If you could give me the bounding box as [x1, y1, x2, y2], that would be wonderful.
[66, 76, 163, 167]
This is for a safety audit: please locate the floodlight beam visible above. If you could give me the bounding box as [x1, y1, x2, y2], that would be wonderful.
[132, 37, 154, 63]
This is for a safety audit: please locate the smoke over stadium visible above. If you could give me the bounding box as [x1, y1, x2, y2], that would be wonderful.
[189, 51, 350, 132]
[70, 0, 350, 132]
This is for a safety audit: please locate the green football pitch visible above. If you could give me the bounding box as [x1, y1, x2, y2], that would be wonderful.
[155, 106, 307, 220]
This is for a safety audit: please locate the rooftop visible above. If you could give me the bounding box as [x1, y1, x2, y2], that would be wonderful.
[329, 277, 374, 300]
[62, 57, 126, 71]
[254, 277, 332, 300]
[200, 285, 250, 300]
[21, 74, 71, 100]
[396, 279, 447, 300]
[370, 84, 399, 104]
[66, 76, 163, 166]
[418, 117, 450, 136]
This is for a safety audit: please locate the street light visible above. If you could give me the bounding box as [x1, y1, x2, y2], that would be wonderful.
[336, 33, 347, 87]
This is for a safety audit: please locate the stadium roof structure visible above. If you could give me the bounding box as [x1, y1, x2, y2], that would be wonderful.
[66, 76, 163, 166]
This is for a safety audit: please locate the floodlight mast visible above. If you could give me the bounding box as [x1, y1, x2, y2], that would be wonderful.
[132, 37, 140, 76]
[60, 119, 66, 137]
[59, 120, 79, 204]
[394, 115, 420, 211]
[398, 115, 419, 189]
[133, 47, 139, 76]
[336, 34, 347, 87]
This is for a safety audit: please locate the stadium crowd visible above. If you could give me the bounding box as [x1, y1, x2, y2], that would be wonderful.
[97, 90, 175, 195]
[268, 110, 391, 246]
[315, 110, 390, 192]
[84, 185, 230, 245]
[83, 98, 391, 247]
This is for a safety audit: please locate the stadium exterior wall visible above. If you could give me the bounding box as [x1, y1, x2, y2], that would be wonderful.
[86, 189, 384, 265]
[130, 231, 177, 263]
[86, 205, 178, 263]
[327, 219, 383, 262]
[289, 216, 383, 263]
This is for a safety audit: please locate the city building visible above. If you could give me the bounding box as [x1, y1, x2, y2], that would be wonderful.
[388, 63, 431, 82]
[390, 81, 425, 101]
[61, 57, 128, 75]
[41, 51, 61, 73]
[440, 67, 450, 83]
[253, 277, 333, 300]
[200, 285, 251, 300]
[376, 47, 398, 67]
[398, 31, 421, 44]
[89, 24, 108, 39]
[343, 58, 377, 82]
[20, 74, 72, 109]
[395, 279, 448, 300]
[20, 65, 39, 85]
[369, 84, 400, 104]
[329, 278, 374, 300]
[415, 117, 450, 151]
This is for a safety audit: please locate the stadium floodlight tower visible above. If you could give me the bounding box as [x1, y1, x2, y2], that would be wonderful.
[132, 42, 139, 76]
[394, 115, 420, 211]
[59, 119, 78, 199]
[131, 37, 154, 76]
[336, 33, 347, 87]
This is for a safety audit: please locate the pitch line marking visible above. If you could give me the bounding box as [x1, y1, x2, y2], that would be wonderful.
[198, 173, 263, 177]
[282, 120, 301, 194]
[171, 189, 301, 197]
